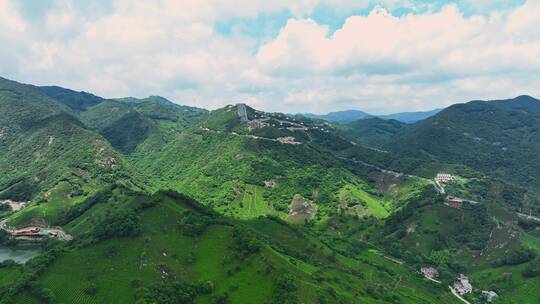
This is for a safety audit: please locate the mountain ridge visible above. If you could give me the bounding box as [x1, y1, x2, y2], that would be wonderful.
[300, 108, 442, 124]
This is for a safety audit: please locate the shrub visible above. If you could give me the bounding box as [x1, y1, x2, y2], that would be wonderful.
[178, 211, 211, 236]
[522, 260, 540, 278]
[92, 207, 141, 240]
[84, 283, 98, 295]
[270, 273, 298, 304]
[500, 248, 536, 266]
[230, 228, 261, 257]
[136, 281, 198, 304]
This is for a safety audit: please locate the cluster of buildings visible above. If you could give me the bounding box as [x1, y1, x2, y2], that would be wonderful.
[435, 173, 457, 183]
[245, 118, 270, 129]
[421, 269, 499, 302]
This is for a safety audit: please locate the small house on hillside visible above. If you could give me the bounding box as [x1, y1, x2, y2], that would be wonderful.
[446, 196, 464, 209]
[420, 267, 439, 279]
[454, 274, 473, 295]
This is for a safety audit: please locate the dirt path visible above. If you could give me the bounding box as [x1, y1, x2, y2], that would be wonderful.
[379, 254, 404, 265]
[424, 276, 442, 284]
[449, 286, 472, 304]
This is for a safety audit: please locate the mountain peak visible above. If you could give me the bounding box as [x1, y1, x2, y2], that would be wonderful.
[513, 95, 538, 102]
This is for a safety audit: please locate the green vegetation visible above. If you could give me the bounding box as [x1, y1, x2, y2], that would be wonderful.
[339, 117, 407, 149]
[523, 233, 540, 254]
[390, 95, 540, 192]
[0, 189, 457, 304]
[3, 77, 540, 303]
[229, 184, 276, 219]
[338, 184, 389, 218]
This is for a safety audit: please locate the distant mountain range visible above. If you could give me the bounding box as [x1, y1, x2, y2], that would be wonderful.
[300, 108, 442, 124]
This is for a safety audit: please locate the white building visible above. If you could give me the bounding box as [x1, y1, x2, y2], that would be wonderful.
[454, 274, 473, 295]
[435, 173, 457, 183]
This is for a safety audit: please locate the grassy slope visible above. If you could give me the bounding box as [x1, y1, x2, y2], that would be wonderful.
[339, 117, 407, 149]
[338, 184, 389, 218]
[7, 190, 458, 304]
[228, 184, 277, 219]
[470, 263, 540, 304]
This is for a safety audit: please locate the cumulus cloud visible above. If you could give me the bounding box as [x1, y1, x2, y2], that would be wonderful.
[0, 0, 539, 114]
[256, 2, 540, 112]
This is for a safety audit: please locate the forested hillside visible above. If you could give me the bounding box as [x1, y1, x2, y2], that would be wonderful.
[339, 118, 407, 149]
[389, 95, 540, 191]
[0, 78, 132, 205]
[1, 77, 540, 303]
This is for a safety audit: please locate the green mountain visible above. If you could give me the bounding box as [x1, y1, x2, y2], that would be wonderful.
[0, 78, 131, 207]
[2, 77, 540, 304]
[40, 86, 103, 112]
[378, 109, 442, 124]
[339, 118, 408, 149]
[300, 108, 441, 124]
[301, 110, 373, 123]
[389, 95, 540, 191]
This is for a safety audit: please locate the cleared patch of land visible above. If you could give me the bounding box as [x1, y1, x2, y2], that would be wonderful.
[338, 184, 389, 218]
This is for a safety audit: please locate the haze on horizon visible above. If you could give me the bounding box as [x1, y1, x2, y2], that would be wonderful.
[1, 0, 539, 114]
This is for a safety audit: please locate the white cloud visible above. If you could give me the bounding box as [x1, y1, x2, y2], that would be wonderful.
[257, 4, 540, 76]
[0, 0, 25, 33]
[254, 2, 540, 112]
[0, 0, 540, 114]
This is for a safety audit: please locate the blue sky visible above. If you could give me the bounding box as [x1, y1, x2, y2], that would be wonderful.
[0, 0, 539, 114]
[216, 0, 528, 39]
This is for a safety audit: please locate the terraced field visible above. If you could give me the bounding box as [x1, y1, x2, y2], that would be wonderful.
[230, 184, 276, 219]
